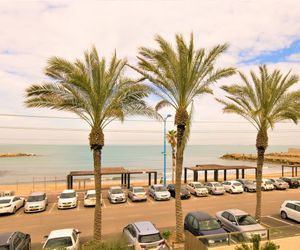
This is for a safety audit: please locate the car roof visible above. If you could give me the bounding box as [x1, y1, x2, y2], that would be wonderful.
[284, 200, 300, 205]
[227, 180, 240, 183]
[187, 211, 213, 221]
[47, 229, 75, 239]
[208, 182, 220, 185]
[132, 186, 144, 190]
[29, 192, 45, 196]
[110, 186, 122, 189]
[86, 190, 95, 194]
[133, 221, 159, 235]
[152, 184, 164, 187]
[224, 209, 248, 216]
[0, 232, 14, 245]
[189, 182, 202, 184]
[61, 189, 75, 193]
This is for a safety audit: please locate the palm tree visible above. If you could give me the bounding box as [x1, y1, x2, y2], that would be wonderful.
[217, 65, 300, 222]
[130, 33, 236, 241]
[167, 130, 177, 184]
[24, 47, 153, 242]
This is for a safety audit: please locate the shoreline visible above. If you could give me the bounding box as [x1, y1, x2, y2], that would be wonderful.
[0, 153, 37, 158]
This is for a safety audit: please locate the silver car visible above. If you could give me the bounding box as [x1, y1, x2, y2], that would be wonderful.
[236, 179, 256, 192]
[187, 182, 209, 197]
[108, 186, 127, 204]
[149, 184, 171, 201]
[205, 182, 225, 195]
[24, 192, 48, 213]
[128, 187, 147, 202]
[216, 209, 267, 240]
[269, 178, 289, 190]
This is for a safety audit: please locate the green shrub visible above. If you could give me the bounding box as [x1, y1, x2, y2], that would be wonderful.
[235, 234, 279, 250]
[82, 238, 131, 250]
[162, 230, 171, 240]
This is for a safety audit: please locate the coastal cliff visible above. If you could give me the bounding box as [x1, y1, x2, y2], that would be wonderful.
[0, 153, 36, 158]
[221, 150, 300, 164]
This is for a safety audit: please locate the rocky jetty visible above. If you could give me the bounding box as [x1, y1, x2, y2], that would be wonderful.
[0, 153, 36, 158]
[221, 150, 300, 164]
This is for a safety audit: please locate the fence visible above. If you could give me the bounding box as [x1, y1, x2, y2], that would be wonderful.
[184, 225, 300, 250]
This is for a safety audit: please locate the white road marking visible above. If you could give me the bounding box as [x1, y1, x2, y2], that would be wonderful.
[102, 200, 107, 209]
[265, 215, 295, 226]
[48, 203, 56, 214]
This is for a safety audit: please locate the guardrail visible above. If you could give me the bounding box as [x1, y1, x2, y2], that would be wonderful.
[185, 225, 300, 250]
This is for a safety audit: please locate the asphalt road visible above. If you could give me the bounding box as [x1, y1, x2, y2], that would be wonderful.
[1, 188, 300, 248]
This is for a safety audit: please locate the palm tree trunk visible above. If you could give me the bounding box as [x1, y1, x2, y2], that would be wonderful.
[172, 148, 176, 184]
[255, 129, 268, 223]
[175, 124, 185, 242]
[93, 148, 102, 242]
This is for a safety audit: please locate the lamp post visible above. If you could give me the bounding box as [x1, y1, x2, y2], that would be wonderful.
[163, 114, 172, 186]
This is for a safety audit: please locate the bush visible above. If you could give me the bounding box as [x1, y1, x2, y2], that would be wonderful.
[82, 238, 132, 250]
[235, 234, 279, 250]
[162, 230, 171, 240]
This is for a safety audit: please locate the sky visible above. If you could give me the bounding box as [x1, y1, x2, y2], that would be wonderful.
[1, 0, 300, 146]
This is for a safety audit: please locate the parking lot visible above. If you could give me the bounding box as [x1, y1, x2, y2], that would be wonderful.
[1, 187, 300, 248]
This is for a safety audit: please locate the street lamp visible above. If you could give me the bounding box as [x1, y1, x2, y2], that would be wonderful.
[163, 114, 172, 186]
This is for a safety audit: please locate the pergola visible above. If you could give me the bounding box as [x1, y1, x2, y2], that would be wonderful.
[67, 167, 157, 189]
[184, 164, 257, 183]
[282, 164, 300, 177]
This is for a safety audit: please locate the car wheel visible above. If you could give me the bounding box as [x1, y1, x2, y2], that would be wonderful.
[281, 211, 288, 219]
[229, 189, 233, 194]
[12, 207, 16, 214]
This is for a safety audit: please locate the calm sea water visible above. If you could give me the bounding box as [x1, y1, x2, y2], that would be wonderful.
[0, 144, 298, 184]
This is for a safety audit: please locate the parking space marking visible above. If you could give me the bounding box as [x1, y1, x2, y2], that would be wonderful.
[126, 200, 132, 206]
[102, 200, 107, 209]
[48, 203, 56, 214]
[16, 209, 23, 217]
[265, 216, 294, 226]
[147, 198, 155, 204]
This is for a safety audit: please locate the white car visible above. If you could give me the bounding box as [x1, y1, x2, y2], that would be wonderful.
[24, 191, 48, 213]
[0, 196, 25, 214]
[128, 186, 147, 201]
[259, 179, 274, 191]
[222, 181, 244, 194]
[149, 184, 171, 201]
[57, 190, 78, 209]
[187, 182, 209, 197]
[83, 190, 103, 206]
[108, 186, 127, 204]
[280, 200, 300, 222]
[43, 228, 80, 249]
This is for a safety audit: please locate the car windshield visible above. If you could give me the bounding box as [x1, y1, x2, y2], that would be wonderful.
[138, 233, 162, 243]
[87, 194, 96, 198]
[44, 237, 73, 249]
[265, 181, 272, 184]
[276, 179, 285, 183]
[155, 186, 167, 192]
[213, 183, 222, 187]
[194, 184, 204, 188]
[233, 183, 242, 186]
[0, 199, 11, 204]
[291, 178, 298, 182]
[28, 195, 44, 202]
[111, 189, 123, 194]
[60, 193, 75, 198]
[236, 215, 257, 225]
[245, 180, 254, 185]
[133, 188, 145, 193]
[199, 219, 221, 231]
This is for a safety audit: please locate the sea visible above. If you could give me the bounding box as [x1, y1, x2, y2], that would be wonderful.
[0, 144, 298, 184]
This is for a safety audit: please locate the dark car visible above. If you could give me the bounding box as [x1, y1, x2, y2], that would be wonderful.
[280, 177, 299, 188]
[167, 184, 191, 199]
[184, 211, 228, 246]
[0, 232, 31, 250]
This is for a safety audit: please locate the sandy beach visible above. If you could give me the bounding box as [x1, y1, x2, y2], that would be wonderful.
[0, 171, 295, 196]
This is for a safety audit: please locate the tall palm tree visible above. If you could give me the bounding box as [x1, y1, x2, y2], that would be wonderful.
[24, 47, 153, 242]
[167, 130, 177, 184]
[217, 65, 300, 222]
[130, 33, 236, 241]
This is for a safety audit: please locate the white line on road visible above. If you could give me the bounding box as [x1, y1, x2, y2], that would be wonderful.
[48, 203, 56, 214]
[265, 215, 294, 226]
[102, 200, 107, 209]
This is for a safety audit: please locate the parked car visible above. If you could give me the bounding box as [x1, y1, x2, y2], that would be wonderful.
[83, 190, 103, 207]
[269, 178, 289, 190]
[123, 221, 165, 249]
[43, 229, 80, 249]
[0, 231, 31, 250]
[254, 179, 274, 191]
[57, 190, 78, 209]
[216, 209, 267, 240]
[236, 179, 256, 192]
[280, 200, 300, 222]
[204, 182, 225, 195]
[148, 184, 171, 201]
[187, 182, 209, 197]
[24, 192, 48, 213]
[128, 186, 147, 202]
[167, 184, 191, 199]
[184, 211, 228, 246]
[280, 177, 299, 188]
[108, 186, 127, 204]
[222, 181, 244, 194]
[0, 196, 25, 214]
